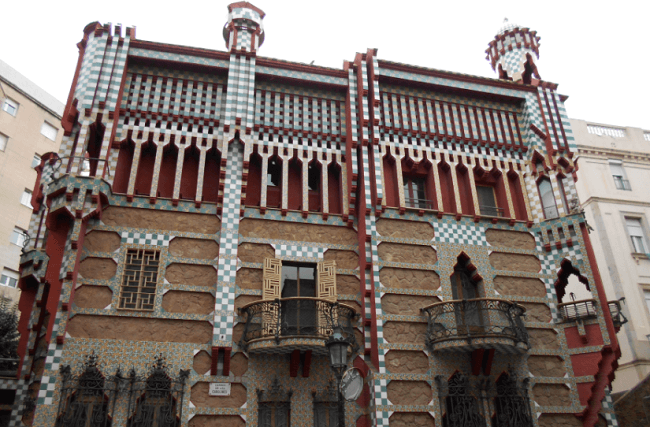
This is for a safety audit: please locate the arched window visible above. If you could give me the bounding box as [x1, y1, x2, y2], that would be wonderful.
[267, 155, 282, 208]
[246, 152, 263, 207]
[327, 162, 342, 215]
[113, 139, 135, 194]
[158, 142, 178, 198]
[179, 144, 200, 200]
[135, 141, 157, 196]
[307, 160, 322, 212]
[202, 146, 221, 204]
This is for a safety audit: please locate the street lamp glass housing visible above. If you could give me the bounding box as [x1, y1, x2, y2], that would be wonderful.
[327, 327, 349, 369]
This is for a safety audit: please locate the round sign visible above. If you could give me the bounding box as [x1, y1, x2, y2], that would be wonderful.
[340, 367, 363, 401]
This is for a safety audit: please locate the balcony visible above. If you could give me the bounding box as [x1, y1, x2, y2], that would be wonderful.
[421, 298, 529, 353]
[558, 299, 598, 322]
[404, 197, 434, 210]
[608, 298, 628, 331]
[238, 298, 358, 354]
[479, 205, 505, 218]
[613, 176, 632, 191]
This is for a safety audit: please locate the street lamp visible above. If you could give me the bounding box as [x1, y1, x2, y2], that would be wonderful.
[326, 325, 351, 427]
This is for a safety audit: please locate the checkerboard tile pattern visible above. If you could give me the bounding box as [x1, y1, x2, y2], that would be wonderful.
[274, 245, 324, 260]
[436, 221, 487, 246]
[121, 231, 171, 246]
[600, 386, 619, 426]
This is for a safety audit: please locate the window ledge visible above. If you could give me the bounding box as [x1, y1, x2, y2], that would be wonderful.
[632, 253, 649, 263]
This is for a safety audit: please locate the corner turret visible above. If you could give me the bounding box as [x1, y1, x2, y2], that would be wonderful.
[223, 2, 265, 53]
[486, 18, 541, 84]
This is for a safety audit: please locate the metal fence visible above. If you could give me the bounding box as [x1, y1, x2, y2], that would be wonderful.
[421, 298, 529, 350]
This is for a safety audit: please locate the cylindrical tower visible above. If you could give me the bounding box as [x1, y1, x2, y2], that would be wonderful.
[223, 1, 265, 53]
[486, 18, 541, 84]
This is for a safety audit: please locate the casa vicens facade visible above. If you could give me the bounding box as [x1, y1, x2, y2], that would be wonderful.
[0, 3, 626, 427]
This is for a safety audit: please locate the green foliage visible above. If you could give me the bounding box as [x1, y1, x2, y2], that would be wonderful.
[0, 296, 19, 362]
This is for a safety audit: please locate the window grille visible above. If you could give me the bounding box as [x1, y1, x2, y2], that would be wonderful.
[587, 124, 626, 138]
[118, 249, 160, 310]
[258, 378, 292, 427]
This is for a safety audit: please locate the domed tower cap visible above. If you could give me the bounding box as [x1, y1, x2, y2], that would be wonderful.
[223, 2, 266, 53]
[486, 18, 541, 84]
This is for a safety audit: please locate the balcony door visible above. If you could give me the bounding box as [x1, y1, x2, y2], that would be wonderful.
[281, 263, 317, 335]
[451, 268, 483, 335]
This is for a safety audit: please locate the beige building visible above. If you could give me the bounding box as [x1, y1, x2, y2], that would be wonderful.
[0, 59, 64, 303]
[573, 118, 650, 393]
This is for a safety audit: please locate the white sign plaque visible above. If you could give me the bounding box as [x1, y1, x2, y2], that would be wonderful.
[209, 383, 231, 396]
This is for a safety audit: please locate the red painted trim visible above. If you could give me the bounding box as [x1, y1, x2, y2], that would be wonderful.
[289, 349, 300, 377]
[103, 56, 129, 179]
[129, 40, 230, 62]
[378, 60, 537, 93]
[222, 347, 231, 376]
[302, 350, 312, 378]
[210, 347, 219, 375]
[227, 2, 266, 18]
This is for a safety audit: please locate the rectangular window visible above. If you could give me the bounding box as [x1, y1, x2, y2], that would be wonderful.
[118, 249, 160, 310]
[403, 175, 430, 209]
[626, 218, 648, 253]
[31, 154, 40, 168]
[10, 227, 26, 247]
[0, 133, 7, 151]
[644, 132, 650, 142]
[645, 289, 650, 315]
[609, 161, 631, 191]
[476, 185, 502, 217]
[2, 98, 19, 116]
[40, 122, 58, 141]
[20, 190, 33, 208]
[587, 124, 625, 138]
[0, 269, 19, 288]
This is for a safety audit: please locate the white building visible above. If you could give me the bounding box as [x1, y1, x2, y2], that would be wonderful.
[0, 59, 64, 303]
[573, 118, 650, 393]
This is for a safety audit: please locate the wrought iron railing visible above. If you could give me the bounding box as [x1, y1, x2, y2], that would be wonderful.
[608, 298, 628, 330]
[479, 205, 505, 217]
[56, 354, 188, 427]
[49, 155, 111, 179]
[436, 370, 533, 427]
[405, 197, 434, 210]
[421, 298, 529, 350]
[238, 298, 358, 352]
[558, 299, 598, 322]
[614, 177, 632, 191]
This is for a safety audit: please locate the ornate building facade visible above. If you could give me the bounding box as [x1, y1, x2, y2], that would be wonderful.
[0, 4, 625, 427]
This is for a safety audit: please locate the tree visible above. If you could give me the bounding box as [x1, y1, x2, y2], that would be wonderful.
[0, 296, 19, 374]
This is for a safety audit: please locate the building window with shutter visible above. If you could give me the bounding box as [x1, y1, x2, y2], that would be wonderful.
[537, 178, 558, 219]
[625, 218, 648, 254]
[118, 249, 161, 310]
[609, 161, 631, 191]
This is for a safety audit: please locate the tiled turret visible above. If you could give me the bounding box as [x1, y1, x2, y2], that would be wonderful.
[223, 1, 265, 53]
[486, 18, 541, 84]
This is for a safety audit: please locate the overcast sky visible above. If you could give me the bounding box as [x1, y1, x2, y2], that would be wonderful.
[2, 0, 648, 130]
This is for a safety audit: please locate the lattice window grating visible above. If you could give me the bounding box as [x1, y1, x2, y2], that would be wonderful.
[119, 249, 160, 310]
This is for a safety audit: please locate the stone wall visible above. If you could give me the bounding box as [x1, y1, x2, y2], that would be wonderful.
[168, 238, 219, 259]
[162, 291, 215, 315]
[381, 294, 440, 316]
[67, 315, 212, 343]
[529, 329, 560, 350]
[494, 276, 546, 297]
[387, 381, 432, 405]
[537, 414, 582, 427]
[383, 322, 427, 344]
[485, 229, 536, 249]
[78, 258, 117, 280]
[385, 351, 429, 374]
[533, 384, 571, 406]
[82, 230, 121, 252]
[166, 264, 217, 287]
[189, 416, 245, 427]
[239, 219, 357, 244]
[489, 252, 540, 272]
[528, 356, 565, 377]
[378, 243, 437, 264]
[102, 206, 221, 234]
[72, 286, 112, 309]
[324, 249, 359, 270]
[237, 243, 274, 263]
[389, 412, 435, 427]
[376, 219, 435, 240]
[379, 268, 440, 290]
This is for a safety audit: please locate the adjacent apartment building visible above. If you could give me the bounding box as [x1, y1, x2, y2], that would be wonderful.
[0, 60, 64, 304]
[571, 118, 650, 394]
[0, 4, 627, 426]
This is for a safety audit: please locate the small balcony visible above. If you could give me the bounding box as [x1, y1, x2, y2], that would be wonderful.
[558, 299, 598, 322]
[405, 197, 434, 210]
[479, 205, 505, 218]
[608, 298, 628, 331]
[613, 176, 632, 191]
[238, 298, 358, 354]
[421, 298, 529, 353]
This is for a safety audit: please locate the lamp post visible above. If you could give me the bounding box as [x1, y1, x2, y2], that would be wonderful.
[326, 325, 351, 427]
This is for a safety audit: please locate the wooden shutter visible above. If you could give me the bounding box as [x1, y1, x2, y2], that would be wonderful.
[317, 260, 337, 301]
[262, 258, 282, 337]
[263, 258, 282, 300]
